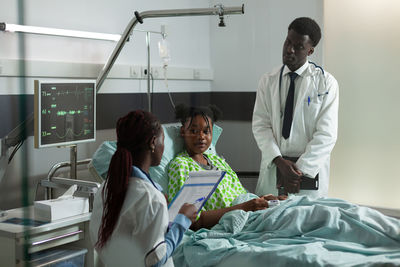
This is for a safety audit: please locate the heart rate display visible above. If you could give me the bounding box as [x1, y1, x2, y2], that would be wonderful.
[34, 81, 96, 148]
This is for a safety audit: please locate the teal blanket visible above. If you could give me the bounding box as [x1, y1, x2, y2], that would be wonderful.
[173, 196, 400, 266]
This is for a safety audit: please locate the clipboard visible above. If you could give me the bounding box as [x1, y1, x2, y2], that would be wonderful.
[168, 170, 226, 222]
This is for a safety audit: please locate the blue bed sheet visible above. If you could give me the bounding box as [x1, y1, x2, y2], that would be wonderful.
[173, 196, 400, 267]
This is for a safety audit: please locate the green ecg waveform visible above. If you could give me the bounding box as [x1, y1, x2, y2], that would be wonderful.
[54, 127, 92, 139]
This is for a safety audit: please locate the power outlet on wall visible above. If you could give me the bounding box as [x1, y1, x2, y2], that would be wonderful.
[141, 67, 161, 79]
[151, 67, 160, 78]
[141, 67, 148, 78]
[193, 69, 201, 79]
[130, 66, 140, 78]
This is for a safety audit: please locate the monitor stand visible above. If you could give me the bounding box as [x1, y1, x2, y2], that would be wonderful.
[70, 145, 77, 180]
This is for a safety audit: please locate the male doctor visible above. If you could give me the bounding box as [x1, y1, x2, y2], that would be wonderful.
[252, 17, 339, 198]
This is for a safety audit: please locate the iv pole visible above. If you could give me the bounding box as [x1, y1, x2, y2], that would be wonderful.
[96, 4, 245, 96]
[0, 4, 244, 186]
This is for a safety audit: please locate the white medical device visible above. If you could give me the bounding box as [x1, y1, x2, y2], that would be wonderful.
[268, 199, 280, 208]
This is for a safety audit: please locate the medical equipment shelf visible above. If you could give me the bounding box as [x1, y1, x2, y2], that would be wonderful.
[0, 206, 95, 267]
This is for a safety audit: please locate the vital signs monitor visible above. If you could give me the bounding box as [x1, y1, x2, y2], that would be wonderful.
[34, 80, 96, 148]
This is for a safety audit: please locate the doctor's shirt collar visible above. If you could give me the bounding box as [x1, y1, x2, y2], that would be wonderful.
[283, 61, 309, 78]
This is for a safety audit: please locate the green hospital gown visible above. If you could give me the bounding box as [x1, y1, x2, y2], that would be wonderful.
[168, 151, 247, 211]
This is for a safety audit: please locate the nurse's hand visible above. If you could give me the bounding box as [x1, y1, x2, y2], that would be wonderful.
[179, 203, 198, 223]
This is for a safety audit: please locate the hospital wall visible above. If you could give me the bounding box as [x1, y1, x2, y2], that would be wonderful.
[324, 0, 400, 209]
[0, 0, 332, 210]
[0, 0, 214, 209]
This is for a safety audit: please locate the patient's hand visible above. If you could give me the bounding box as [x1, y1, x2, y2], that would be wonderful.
[261, 194, 288, 201]
[277, 195, 287, 200]
[240, 198, 269, 212]
[261, 194, 277, 201]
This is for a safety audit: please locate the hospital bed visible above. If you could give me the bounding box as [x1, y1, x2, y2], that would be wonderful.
[90, 123, 400, 267]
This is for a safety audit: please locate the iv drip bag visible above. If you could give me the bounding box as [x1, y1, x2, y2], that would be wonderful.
[158, 38, 170, 66]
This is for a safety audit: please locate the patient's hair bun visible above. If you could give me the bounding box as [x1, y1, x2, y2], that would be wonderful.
[174, 103, 189, 123]
[174, 103, 222, 125]
[208, 104, 222, 122]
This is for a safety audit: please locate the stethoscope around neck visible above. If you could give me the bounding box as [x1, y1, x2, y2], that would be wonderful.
[279, 61, 328, 97]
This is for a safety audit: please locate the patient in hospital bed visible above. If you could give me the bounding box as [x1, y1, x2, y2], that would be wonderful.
[167, 104, 286, 230]
[166, 105, 400, 266]
[89, 113, 400, 266]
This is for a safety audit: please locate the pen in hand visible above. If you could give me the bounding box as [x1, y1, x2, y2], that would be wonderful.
[193, 196, 205, 205]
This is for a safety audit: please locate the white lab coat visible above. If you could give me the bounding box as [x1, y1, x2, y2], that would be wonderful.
[252, 62, 339, 198]
[89, 177, 173, 267]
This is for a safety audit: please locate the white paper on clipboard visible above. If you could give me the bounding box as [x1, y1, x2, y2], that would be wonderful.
[168, 170, 226, 222]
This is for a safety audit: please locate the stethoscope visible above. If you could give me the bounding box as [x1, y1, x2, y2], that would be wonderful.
[279, 61, 329, 100]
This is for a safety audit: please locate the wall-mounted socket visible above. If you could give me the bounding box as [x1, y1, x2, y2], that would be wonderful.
[141, 66, 162, 79]
[151, 67, 160, 78]
[141, 67, 148, 78]
[130, 66, 140, 78]
[193, 69, 201, 80]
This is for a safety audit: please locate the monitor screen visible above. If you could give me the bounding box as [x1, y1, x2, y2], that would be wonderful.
[34, 80, 96, 148]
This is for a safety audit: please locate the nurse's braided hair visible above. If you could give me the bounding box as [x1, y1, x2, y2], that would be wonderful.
[175, 103, 222, 129]
[95, 110, 162, 249]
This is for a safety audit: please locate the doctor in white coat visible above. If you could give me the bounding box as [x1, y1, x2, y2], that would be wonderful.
[90, 110, 197, 267]
[252, 17, 339, 198]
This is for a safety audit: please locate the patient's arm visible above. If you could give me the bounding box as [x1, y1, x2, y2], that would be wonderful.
[190, 197, 269, 230]
[261, 194, 288, 201]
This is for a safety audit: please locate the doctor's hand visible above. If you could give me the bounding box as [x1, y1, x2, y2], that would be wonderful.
[274, 157, 302, 194]
[282, 176, 301, 194]
[274, 156, 303, 177]
[178, 203, 198, 224]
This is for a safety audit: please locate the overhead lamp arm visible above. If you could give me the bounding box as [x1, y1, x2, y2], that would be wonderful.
[95, 4, 244, 92]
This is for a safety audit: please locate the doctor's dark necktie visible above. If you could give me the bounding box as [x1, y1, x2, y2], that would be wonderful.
[282, 72, 298, 139]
